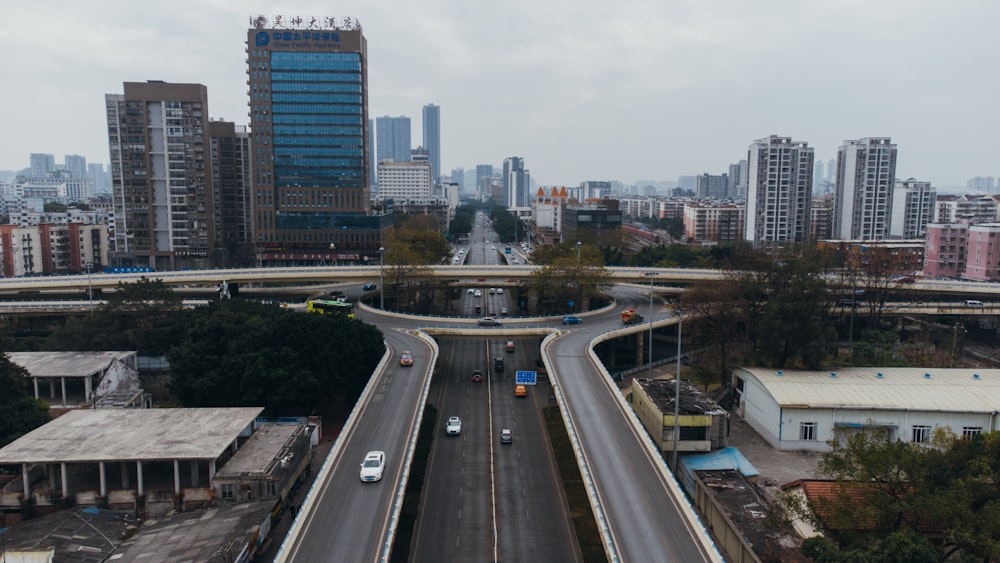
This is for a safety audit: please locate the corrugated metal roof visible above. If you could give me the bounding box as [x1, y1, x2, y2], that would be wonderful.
[738, 367, 1000, 412]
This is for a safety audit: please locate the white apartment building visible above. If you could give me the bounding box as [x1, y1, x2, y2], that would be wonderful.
[832, 137, 897, 240]
[745, 135, 814, 244]
[376, 161, 433, 204]
[890, 179, 936, 239]
[683, 203, 744, 242]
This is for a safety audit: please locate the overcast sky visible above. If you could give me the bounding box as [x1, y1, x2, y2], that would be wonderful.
[2, 0, 998, 188]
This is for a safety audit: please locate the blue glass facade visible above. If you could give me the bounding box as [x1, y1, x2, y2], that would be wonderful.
[248, 26, 389, 264]
[269, 51, 365, 189]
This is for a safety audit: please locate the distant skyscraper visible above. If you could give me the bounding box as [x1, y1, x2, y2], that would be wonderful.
[728, 161, 746, 198]
[88, 163, 112, 194]
[966, 176, 996, 191]
[248, 17, 387, 266]
[422, 103, 440, 181]
[502, 157, 529, 208]
[475, 164, 493, 195]
[450, 167, 464, 190]
[832, 137, 897, 240]
[106, 81, 214, 270]
[64, 155, 87, 179]
[745, 135, 814, 244]
[827, 158, 836, 183]
[695, 174, 729, 199]
[813, 160, 825, 188]
[369, 118, 376, 188]
[579, 181, 612, 201]
[29, 153, 55, 177]
[376, 116, 411, 164]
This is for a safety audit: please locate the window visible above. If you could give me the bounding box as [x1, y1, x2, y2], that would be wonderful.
[962, 426, 983, 438]
[221, 484, 235, 500]
[799, 422, 817, 441]
[912, 425, 931, 443]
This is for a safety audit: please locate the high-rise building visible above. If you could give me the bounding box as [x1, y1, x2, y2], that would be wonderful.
[728, 161, 746, 199]
[29, 154, 55, 178]
[376, 115, 411, 164]
[475, 164, 493, 196]
[967, 176, 996, 191]
[826, 158, 836, 183]
[813, 160, 825, 189]
[248, 17, 389, 265]
[832, 137, 897, 240]
[105, 81, 214, 270]
[744, 135, 814, 245]
[579, 181, 612, 201]
[64, 155, 87, 179]
[376, 161, 432, 203]
[450, 167, 464, 190]
[368, 118, 376, 188]
[209, 121, 252, 265]
[890, 179, 935, 239]
[502, 157, 529, 208]
[695, 174, 729, 199]
[422, 103, 440, 182]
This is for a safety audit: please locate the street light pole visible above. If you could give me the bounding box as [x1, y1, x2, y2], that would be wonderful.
[84, 262, 93, 315]
[378, 246, 385, 310]
[644, 272, 658, 377]
[673, 303, 682, 471]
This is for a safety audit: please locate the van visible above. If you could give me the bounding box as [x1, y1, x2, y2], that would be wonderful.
[505, 340, 515, 353]
[965, 300, 984, 308]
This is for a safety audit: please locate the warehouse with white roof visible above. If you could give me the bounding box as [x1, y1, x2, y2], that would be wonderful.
[731, 367, 1000, 451]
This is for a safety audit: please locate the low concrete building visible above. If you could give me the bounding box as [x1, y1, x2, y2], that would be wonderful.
[630, 378, 729, 455]
[212, 420, 314, 505]
[7, 351, 142, 408]
[732, 367, 1000, 451]
[0, 407, 266, 517]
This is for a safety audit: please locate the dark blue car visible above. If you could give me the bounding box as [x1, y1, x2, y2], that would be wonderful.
[562, 315, 582, 325]
[362, 283, 377, 291]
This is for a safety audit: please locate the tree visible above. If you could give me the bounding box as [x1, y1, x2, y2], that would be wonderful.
[167, 300, 385, 416]
[729, 246, 834, 369]
[528, 242, 609, 314]
[0, 353, 50, 447]
[792, 428, 1000, 560]
[684, 280, 749, 387]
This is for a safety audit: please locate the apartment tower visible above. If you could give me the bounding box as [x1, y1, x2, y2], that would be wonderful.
[248, 17, 389, 265]
[105, 81, 214, 270]
[744, 135, 814, 245]
[832, 137, 897, 240]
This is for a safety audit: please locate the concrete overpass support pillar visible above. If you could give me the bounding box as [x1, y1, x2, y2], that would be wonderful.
[22, 463, 31, 501]
[136, 461, 144, 496]
[173, 460, 181, 495]
[121, 462, 130, 488]
[190, 461, 199, 487]
[636, 332, 645, 367]
[99, 461, 107, 497]
[60, 462, 69, 499]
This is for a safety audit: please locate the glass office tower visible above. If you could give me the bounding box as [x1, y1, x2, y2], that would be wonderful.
[247, 17, 389, 266]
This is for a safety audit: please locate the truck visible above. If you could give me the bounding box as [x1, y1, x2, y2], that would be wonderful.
[621, 308, 644, 325]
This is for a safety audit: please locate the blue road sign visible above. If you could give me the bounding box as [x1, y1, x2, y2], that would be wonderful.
[515, 370, 537, 385]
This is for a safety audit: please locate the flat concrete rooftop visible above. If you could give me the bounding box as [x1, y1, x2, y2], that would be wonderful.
[0, 407, 264, 464]
[7, 351, 134, 378]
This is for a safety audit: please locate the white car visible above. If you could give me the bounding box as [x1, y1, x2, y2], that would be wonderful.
[446, 416, 462, 436]
[474, 289, 482, 297]
[359, 451, 385, 482]
[497, 288, 504, 294]
[467, 288, 475, 295]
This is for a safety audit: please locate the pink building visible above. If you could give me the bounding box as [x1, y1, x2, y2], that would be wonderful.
[963, 223, 1000, 281]
[923, 223, 968, 278]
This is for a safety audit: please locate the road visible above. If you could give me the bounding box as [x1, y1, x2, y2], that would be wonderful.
[410, 336, 579, 562]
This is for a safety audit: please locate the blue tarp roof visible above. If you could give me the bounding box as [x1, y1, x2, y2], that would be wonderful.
[683, 447, 759, 477]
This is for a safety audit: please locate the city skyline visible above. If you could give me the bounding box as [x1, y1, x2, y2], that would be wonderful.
[2, 1, 998, 188]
